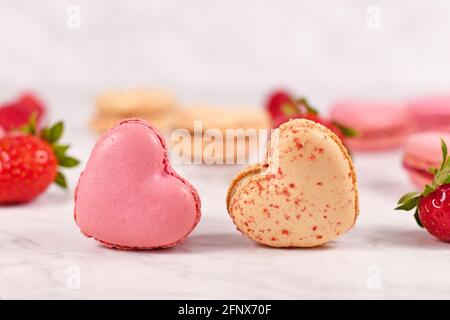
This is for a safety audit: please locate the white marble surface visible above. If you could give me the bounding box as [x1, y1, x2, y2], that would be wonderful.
[1, 110, 450, 300]
[1, 1, 450, 300]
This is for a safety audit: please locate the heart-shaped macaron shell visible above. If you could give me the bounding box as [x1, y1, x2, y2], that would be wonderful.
[227, 119, 359, 247]
[74, 119, 201, 249]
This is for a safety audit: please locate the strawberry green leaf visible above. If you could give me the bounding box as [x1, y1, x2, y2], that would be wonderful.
[20, 125, 32, 135]
[395, 193, 420, 211]
[295, 98, 319, 115]
[444, 158, 450, 173]
[40, 127, 50, 141]
[413, 208, 424, 228]
[281, 103, 299, 116]
[428, 167, 438, 175]
[433, 166, 450, 187]
[59, 156, 80, 168]
[54, 144, 70, 159]
[397, 191, 421, 205]
[441, 139, 448, 170]
[20, 112, 38, 135]
[423, 184, 435, 197]
[333, 122, 359, 137]
[444, 175, 450, 185]
[429, 139, 450, 188]
[48, 121, 64, 144]
[55, 171, 67, 189]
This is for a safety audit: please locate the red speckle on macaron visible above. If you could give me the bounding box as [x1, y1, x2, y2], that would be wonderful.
[294, 138, 304, 150]
[277, 167, 283, 176]
[256, 182, 264, 194]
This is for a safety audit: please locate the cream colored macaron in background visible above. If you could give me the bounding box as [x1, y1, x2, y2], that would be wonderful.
[91, 111, 175, 134]
[96, 89, 175, 115]
[174, 105, 269, 133]
[171, 105, 270, 164]
[226, 119, 359, 247]
[91, 89, 176, 134]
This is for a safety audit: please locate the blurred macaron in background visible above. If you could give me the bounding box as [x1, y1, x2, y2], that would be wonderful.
[406, 95, 450, 132]
[402, 131, 450, 189]
[90, 89, 177, 134]
[329, 100, 413, 152]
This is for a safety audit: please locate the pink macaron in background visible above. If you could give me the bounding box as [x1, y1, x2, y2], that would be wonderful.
[74, 119, 201, 250]
[402, 132, 450, 189]
[329, 100, 413, 152]
[407, 95, 450, 132]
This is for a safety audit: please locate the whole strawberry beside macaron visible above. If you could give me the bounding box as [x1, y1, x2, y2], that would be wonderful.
[266, 90, 298, 119]
[0, 115, 79, 204]
[0, 92, 46, 132]
[265, 90, 357, 141]
[396, 139, 450, 242]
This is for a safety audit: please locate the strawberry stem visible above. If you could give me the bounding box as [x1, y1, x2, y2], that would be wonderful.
[294, 97, 319, 115]
[332, 121, 359, 138]
[19, 112, 38, 135]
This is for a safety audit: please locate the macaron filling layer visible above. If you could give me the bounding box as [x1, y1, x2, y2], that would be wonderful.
[402, 161, 434, 181]
[412, 116, 450, 130]
[354, 125, 410, 140]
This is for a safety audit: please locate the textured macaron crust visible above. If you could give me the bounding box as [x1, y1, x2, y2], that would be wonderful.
[227, 119, 359, 247]
[74, 119, 201, 249]
[403, 132, 450, 188]
[407, 95, 450, 132]
[330, 101, 411, 151]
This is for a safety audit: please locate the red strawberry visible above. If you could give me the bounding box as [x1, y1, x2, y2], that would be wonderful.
[0, 135, 57, 203]
[266, 90, 298, 119]
[0, 92, 46, 132]
[268, 93, 358, 140]
[270, 96, 317, 127]
[0, 115, 79, 204]
[396, 139, 450, 242]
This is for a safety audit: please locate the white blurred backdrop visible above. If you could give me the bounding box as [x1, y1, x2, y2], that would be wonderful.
[1, 0, 450, 120]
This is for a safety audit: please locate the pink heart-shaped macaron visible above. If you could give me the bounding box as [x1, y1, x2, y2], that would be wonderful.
[74, 119, 201, 249]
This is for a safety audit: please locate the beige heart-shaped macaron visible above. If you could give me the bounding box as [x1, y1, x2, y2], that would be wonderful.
[226, 119, 359, 247]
